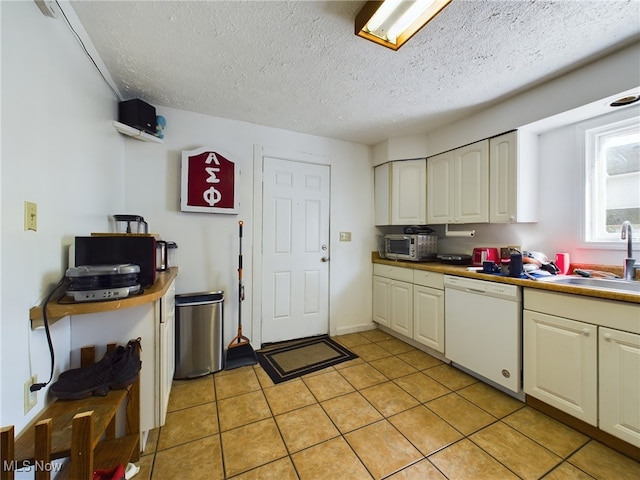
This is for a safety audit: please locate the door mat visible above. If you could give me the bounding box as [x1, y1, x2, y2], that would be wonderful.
[256, 335, 358, 384]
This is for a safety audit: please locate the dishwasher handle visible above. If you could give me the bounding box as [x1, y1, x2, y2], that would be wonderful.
[464, 287, 488, 295]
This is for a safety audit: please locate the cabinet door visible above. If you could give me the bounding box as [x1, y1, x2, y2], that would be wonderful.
[372, 275, 391, 327]
[523, 310, 597, 425]
[427, 152, 454, 224]
[374, 163, 390, 226]
[454, 140, 489, 223]
[390, 280, 413, 337]
[489, 131, 517, 223]
[157, 279, 176, 426]
[599, 327, 640, 447]
[413, 285, 444, 352]
[391, 159, 426, 225]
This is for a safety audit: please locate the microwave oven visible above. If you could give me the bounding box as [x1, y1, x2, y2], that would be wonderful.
[74, 236, 157, 287]
[384, 234, 437, 262]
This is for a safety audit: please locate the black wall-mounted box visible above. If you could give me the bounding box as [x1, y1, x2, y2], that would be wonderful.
[118, 99, 156, 134]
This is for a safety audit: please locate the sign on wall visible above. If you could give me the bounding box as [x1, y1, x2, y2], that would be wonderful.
[180, 147, 238, 214]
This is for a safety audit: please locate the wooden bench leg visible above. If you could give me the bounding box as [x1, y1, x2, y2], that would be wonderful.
[1, 426, 15, 480]
[70, 412, 93, 480]
[34, 419, 52, 480]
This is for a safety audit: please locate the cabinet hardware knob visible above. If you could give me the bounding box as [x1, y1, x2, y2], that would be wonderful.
[603, 333, 612, 340]
[583, 328, 590, 336]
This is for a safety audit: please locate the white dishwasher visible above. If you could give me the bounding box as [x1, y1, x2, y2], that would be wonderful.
[444, 275, 522, 395]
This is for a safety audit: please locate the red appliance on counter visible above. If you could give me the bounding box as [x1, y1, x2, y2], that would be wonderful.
[471, 247, 500, 266]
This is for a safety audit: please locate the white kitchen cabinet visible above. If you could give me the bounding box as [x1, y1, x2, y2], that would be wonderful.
[157, 278, 176, 426]
[372, 264, 413, 337]
[524, 288, 640, 445]
[489, 130, 538, 223]
[390, 280, 413, 337]
[427, 140, 489, 224]
[70, 278, 176, 446]
[412, 270, 444, 353]
[523, 310, 598, 425]
[374, 159, 427, 226]
[599, 327, 640, 447]
[372, 275, 391, 328]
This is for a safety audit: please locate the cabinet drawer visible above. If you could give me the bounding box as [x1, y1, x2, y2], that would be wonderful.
[373, 264, 413, 282]
[413, 270, 444, 289]
[524, 289, 640, 334]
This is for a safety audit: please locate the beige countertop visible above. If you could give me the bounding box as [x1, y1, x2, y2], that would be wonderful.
[372, 254, 640, 305]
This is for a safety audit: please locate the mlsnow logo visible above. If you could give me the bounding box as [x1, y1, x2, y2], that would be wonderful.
[3, 459, 63, 473]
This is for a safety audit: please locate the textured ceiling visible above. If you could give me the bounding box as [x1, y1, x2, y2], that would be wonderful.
[69, 0, 640, 145]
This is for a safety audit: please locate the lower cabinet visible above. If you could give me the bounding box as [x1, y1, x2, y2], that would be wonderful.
[390, 280, 413, 337]
[372, 264, 413, 337]
[523, 310, 598, 425]
[599, 327, 640, 447]
[413, 271, 445, 353]
[157, 279, 176, 428]
[372, 265, 444, 352]
[372, 275, 391, 328]
[523, 289, 640, 448]
[70, 278, 176, 445]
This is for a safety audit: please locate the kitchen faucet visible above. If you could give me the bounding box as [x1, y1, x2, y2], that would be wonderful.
[620, 220, 636, 280]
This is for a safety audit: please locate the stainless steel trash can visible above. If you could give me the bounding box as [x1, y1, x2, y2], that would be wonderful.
[174, 291, 224, 379]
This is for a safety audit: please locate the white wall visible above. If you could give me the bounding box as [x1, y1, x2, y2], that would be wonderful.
[0, 2, 124, 431]
[425, 42, 640, 157]
[121, 106, 375, 348]
[0, 2, 375, 435]
[420, 41, 640, 266]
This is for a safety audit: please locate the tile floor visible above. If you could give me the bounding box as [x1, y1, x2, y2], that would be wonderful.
[136, 330, 640, 479]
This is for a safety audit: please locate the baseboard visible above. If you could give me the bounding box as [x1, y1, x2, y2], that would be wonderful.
[333, 321, 377, 336]
[526, 395, 640, 462]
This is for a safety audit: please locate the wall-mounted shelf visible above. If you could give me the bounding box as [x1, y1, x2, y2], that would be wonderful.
[29, 268, 178, 329]
[113, 120, 163, 143]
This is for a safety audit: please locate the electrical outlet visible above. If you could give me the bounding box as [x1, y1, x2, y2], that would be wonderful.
[24, 201, 37, 231]
[24, 375, 37, 413]
[339, 231, 352, 242]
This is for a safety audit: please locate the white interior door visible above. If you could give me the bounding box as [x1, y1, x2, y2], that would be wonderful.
[261, 157, 330, 343]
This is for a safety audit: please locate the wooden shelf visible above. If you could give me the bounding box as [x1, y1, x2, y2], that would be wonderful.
[2, 344, 141, 479]
[56, 435, 140, 480]
[113, 120, 163, 143]
[12, 390, 129, 463]
[30, 268, 178, 329]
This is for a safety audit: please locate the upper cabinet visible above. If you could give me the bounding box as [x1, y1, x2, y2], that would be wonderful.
[427, 140, 489, 224]
[489, 130, 538, 223]
[375, 159, 427, 226]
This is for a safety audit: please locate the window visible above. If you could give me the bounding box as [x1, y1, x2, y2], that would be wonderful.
[585, 114, 640, 244]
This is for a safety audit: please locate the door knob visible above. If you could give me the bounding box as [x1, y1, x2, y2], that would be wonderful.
[321, 257, 330, 262]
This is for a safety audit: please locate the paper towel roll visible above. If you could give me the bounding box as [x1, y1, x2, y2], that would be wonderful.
[445, 225, 475, 237]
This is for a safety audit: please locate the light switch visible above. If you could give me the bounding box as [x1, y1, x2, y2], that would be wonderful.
[24, 201, 37, 231]
[339, 232, 351, 242]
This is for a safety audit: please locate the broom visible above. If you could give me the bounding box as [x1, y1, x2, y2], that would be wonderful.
[224, 220, 257, 370]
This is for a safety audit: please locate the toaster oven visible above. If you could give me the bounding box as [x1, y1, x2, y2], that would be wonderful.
[384, 234, 437, 262]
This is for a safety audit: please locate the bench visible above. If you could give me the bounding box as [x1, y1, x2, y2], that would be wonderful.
[1, 344, 140, 480]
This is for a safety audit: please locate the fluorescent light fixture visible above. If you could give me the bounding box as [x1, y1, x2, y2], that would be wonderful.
[355, 0, 452, 50]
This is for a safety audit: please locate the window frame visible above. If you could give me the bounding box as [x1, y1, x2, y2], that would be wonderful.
[579, 106, 640, 249]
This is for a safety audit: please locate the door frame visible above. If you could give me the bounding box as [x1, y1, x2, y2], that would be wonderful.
[251, 145, 332, 348]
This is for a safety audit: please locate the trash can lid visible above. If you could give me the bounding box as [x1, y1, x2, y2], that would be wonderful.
[175, 291, 223, 305]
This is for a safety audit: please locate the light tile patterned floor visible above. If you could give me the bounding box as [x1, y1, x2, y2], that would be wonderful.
[137, 330, 640, 479]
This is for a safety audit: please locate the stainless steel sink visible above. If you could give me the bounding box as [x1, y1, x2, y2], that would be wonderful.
[537, 275, 640, 295]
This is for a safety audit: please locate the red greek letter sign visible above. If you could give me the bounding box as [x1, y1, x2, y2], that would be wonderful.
[181, 147, 238, 214]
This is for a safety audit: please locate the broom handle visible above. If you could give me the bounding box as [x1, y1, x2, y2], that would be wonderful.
[238, 221, 244, 329]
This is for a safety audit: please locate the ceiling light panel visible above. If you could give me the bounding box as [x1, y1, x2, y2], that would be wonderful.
[356, 0, 452, 50]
